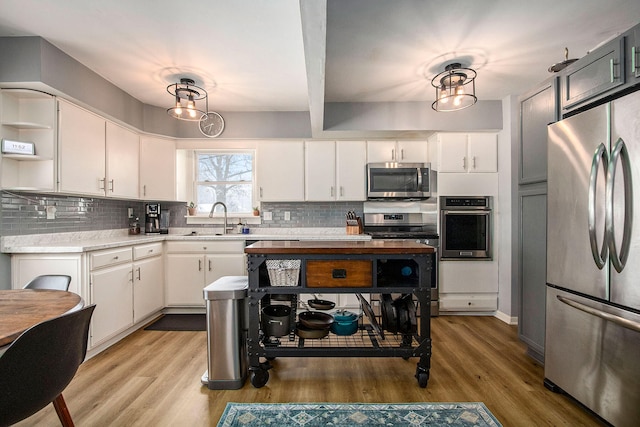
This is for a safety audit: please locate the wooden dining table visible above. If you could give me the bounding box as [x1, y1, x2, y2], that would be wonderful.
[0, 289, 84, 347]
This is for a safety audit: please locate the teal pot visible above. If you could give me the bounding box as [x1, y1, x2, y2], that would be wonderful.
[330, 310, 359, 336]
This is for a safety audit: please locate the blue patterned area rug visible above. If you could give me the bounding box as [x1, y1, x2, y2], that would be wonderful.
[217, 402, 502, 426]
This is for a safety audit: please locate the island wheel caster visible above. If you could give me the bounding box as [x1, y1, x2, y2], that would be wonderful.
[415, 366, 429, 388]
[250, 368, 269, 388]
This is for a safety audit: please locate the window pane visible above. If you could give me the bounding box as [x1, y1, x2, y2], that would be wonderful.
[198, 153, 252, 182]
[197, 183, 253, 213]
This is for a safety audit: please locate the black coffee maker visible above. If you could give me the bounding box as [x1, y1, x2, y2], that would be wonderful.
[145, 203, 161, 234]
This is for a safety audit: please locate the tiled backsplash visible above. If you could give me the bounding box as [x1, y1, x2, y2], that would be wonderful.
[0, 191, 364, 236]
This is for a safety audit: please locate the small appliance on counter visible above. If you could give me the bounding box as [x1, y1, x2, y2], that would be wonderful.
[159, 209, 170, 234]
[145, 203, 161, 234]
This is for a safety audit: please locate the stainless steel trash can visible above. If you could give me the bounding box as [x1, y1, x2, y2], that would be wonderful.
[201, 276, 248, 390]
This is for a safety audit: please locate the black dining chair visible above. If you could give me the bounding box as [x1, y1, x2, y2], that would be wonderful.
[23, 274, 72, 291]
[0, 304, 96, 427]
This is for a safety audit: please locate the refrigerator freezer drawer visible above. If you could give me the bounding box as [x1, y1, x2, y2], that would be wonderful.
[545, 287, 640, 427]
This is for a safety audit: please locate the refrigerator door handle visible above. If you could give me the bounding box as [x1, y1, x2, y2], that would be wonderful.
[588, 143, 609, 269]
[557, 295, 640, 333]
[606, 137, 633, 273]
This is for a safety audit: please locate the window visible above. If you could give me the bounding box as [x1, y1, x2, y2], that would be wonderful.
[195, 151, 254, 214]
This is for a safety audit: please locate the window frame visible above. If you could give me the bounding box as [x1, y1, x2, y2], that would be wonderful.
[192, 149, 256, 217]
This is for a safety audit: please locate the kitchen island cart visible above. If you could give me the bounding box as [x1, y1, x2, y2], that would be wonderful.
[245, 240, 434, 388]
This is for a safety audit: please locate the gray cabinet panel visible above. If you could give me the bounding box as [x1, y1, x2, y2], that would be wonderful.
[519, 79, 558, 184]
[561, 36, 625, 111]
[518, 189, 547, 362]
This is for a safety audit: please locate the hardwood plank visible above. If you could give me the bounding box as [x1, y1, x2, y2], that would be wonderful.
[13, 316, 602, 426]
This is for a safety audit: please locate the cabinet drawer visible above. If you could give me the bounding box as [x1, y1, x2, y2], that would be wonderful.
[439, 294, 497, 312]
[133, 242, 162, 260]
[165, 240, 244, 254]
[306, 260, 372, 288]
[90, 247, 132, 270]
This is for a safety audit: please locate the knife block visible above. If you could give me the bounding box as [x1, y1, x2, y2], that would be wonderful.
[346, 217, 363, 235]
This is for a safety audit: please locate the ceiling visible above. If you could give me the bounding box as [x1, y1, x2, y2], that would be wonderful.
[0, 0, 639, 116]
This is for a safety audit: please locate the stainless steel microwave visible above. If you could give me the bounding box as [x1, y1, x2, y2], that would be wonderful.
[366, 162, 431, 199]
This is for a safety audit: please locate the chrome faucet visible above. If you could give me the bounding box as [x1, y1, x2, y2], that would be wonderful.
[209, 201, 228, 234]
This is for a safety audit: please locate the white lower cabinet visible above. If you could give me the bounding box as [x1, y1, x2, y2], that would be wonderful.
[11, 254, 82, 295]
[89, 243, 163, 346]
[438, 260, 498, 312]
[165, 241, 246, 307]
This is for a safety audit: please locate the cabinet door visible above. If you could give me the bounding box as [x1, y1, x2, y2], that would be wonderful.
[366, 141, 396, 162]
[204, 254, 247, 285]
[140, 135, 176, 201]
[305, 141, 336, 201]
[519, 191, 547, 358]
[58, 100, 106, 195]
[437, 133, 468, 172]
[336, 141, 367, 201]
[257, 141, 304, 201]
[165, 253, 205, 306]
[519, 80, 557, 184]
[397, 141, 428, 163]
[11, 254, 82, 295]
[562, 36, 625, 111]
[133, 256, 164, 322]
[467, 134, 497, 173]
[106, 121, 139, 199]
[90, 263, 133, 345]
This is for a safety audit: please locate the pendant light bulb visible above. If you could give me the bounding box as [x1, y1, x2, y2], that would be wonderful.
[174, 95, 183, 116]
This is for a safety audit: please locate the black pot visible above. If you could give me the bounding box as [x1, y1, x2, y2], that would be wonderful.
[262, 305, 291, 337]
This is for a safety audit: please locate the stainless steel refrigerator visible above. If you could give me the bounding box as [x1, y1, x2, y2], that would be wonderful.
[546, 90, 640, 426]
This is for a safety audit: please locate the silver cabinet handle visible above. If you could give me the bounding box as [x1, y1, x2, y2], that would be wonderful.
[129, 270, 134, 283]
[606, 137, 633, 273]
[557, 295, 640, 333]
[260, 187, 263, 198]
[143, 185, 147, 197]
[109, 179, 114, 192]
[400, 148, 404, 160]
[472, 156, 477, 169]
[632, 46, 638, 74]
[588, 142, 608, 269]
[198, 259, 202, 271]
[340, 186, 344, 197]
[610, 58, 617, 83]
[136, 267, 141, 281]
[330, 186, 334, 197]
[462, 157, 467, 170]
[99, 178, 106, 191]
[391, 148, 395, 161]
[208, 259, 212, 271]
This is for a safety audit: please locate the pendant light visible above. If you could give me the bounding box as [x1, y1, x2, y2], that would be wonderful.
[431, 63, 477, 112]
[167, 78, 208, 121]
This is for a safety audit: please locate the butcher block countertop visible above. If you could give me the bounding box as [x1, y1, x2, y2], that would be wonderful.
[244, 240, 436, 255]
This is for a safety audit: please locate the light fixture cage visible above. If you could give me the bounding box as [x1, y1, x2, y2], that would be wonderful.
[431, 63, 477, 112]
[167, 78, 209, 121]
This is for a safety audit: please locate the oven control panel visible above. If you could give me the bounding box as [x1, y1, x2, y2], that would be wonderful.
[441, 196, 491, 209]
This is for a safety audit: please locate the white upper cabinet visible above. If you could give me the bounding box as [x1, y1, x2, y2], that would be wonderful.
[304, 140, 367, 202]
[0, 89, 57, 191]
[257, 141, 304, 201]
[438, 133, 498, 173]
[57, 99, 106, 196]
[139, 135, 176, 201]
[336, 141, 367, 201]
[367, 141, 428, 163]
[105, 121, 139, 199]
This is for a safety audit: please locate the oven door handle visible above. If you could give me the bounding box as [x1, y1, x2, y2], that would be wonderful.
[441, 210, 490, 214]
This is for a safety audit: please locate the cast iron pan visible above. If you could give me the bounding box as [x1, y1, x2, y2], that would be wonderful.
[298, 311, 334, 329]
[381, 293, 398, 333]
[307, 298, 335, 310]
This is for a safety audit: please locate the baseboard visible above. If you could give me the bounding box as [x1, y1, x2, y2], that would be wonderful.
[494, 310, 518, 325]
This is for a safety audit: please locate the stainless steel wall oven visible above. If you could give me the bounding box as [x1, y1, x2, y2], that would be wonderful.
[440, 196, 492, 260]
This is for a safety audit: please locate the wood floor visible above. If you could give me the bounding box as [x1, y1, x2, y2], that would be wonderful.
[16, 316, 603, 426]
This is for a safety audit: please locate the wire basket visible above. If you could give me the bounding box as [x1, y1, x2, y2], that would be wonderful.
[266, 259, 301, 286]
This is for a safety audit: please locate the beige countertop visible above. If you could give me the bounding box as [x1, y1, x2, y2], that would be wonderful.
[1, 228, 371, 254]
